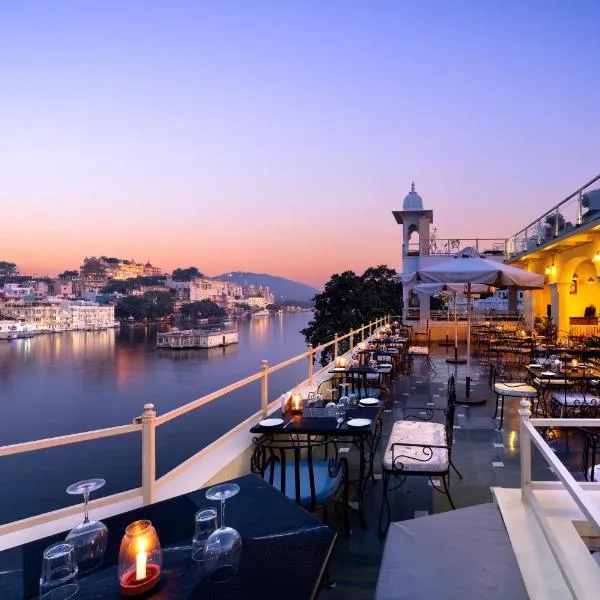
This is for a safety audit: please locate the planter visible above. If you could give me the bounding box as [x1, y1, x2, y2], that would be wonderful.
[570, 317, 599, 326]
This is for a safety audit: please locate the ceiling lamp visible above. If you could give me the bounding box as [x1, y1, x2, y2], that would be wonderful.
[573, 273, 579, 280]
[594, 251, 600, 263]
[587, 277, 596, 284]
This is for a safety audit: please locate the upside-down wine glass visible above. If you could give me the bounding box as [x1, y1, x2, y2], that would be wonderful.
[203, 483, 242, 582]
[65, 478, 108, 573]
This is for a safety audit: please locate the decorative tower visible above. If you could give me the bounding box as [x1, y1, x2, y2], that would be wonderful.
[392, 183, 434, 321]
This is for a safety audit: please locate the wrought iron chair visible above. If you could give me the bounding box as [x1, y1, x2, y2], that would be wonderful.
[407, 328, 435, 373]
[489, 363, 538, 430]
[379, 376, 461, 535]
[250, 434, 349, 532]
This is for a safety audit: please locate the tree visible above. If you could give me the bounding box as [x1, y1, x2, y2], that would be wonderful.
[0, 261, 17, 276]
[180, 300, 226, 319]
[59, 270, 79, 280]
[81, 258, 106, 275]
[172, 267, 203, 281]
[301, 265, 402, 365]
[115, 291, 174, 321]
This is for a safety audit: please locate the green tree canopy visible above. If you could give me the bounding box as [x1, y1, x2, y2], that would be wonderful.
[59, 270, 79, 279]
[82, 258, 106, 275]
[172, 267, 203, 281]
[301, 265, 402, 364]
[0, 261, 18, 276]
[180, 300, 226, 319]
[115, 291, 174, 320]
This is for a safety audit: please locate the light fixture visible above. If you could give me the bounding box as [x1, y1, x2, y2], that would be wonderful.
[572, 273, 579, 280]
[594, 251, 600, 264]
[119, 520, 162, 595]
[587, 277, 595, 284]
[544, 259, 555, 276]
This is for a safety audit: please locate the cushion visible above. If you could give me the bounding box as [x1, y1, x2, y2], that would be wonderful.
[264, 459, 343, 507]
[551, 392, 600, 407]
[383, 420, 448, 473]
[534, 378, 572, 387]
[494, 382, 537, 398]
[408, 346, 429, 356]
[366, 373, 382, 382]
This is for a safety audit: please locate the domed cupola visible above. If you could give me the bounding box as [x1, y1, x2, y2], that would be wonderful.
[403, 182, 423, 211]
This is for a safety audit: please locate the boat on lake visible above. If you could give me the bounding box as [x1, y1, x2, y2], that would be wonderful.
[156, 327, 239, 349]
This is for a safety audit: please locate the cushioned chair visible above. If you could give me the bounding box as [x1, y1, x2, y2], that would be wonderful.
[251, 434, 349, 531]
[489, 364, 538, 430]
[379, 376, 461, 535]
[407, 329, 435, 373]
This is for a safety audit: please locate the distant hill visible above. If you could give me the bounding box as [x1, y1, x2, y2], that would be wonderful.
[214, 272, 319, 303]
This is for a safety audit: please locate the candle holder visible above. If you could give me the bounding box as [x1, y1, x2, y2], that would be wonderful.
[289, 392, 303, 414]
[118, 520, 162, 596]
[335, 356, 347, 369]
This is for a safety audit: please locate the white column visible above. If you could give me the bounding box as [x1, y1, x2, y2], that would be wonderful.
[519, 399, 532, 499]
[418, 293, 431, 325]
[141, 403, 157, 506]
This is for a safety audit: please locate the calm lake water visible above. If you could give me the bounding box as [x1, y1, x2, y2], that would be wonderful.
[0, 312, 312, 524]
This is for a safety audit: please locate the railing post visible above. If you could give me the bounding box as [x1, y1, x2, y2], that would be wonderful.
[519, 399, 532, 500]
[307, 344, 313, 383]
[361, 324, 365, 342]
[334, 334, 339, 359]
[349, 329, 354, 349]
[261, 360, 269, 416]
[554, 207, 560, 237]
[578, 191, 583, 226]
[141, 403, 157, 506]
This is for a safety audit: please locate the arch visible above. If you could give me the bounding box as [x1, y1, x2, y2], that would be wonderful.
[406, 224, 420, 256]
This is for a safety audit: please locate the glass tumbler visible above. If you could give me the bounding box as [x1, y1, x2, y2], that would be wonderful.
[39, 543, 79, 600]
[192, 509, 218, 561]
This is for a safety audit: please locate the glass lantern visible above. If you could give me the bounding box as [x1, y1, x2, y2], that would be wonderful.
[289, 391, 303, 413]
[118, 520, 162, 596]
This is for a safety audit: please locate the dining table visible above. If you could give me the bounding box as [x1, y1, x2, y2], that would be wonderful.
[0, 474, 336, 600]
[250, 401, 384, 528]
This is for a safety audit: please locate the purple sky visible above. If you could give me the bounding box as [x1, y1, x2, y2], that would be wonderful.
[2, 1, 599, 286]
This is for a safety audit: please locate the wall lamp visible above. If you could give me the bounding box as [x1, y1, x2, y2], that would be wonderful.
[594, 251, 600, 264]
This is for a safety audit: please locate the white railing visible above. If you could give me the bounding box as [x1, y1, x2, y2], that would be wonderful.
[0, 316, 390, 534]
[519, 401, 600, 596]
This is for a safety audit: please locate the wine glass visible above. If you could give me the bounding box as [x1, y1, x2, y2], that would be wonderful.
[203, 483, 242, 582]
[192, 508, 218, 561]
[65, 478, 108, 573]
[39, 542, 79, 600]
[306, 392, 316, 416]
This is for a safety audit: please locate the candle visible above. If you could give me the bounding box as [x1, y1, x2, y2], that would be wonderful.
[136, 540, 147, 580]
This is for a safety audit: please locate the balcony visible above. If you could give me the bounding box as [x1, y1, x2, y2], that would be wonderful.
[506, 173, 600, 261]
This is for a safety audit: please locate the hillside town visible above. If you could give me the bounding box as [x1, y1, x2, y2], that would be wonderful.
[0, 257, 278, 338]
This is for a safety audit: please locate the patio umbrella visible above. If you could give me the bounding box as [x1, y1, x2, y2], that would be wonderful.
[414, 257, 544, 396]
[412, 283, 494, 363]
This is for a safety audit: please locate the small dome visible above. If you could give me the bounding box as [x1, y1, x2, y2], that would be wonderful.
[403, 182, 423, 210]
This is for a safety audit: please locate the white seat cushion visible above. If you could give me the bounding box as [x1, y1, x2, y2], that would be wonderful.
[552, 392, 600, 407]
[534, 377, 570, 386]
[366, 373, 381, 381]
[493, 382, 537, 398]
[383, 420, 448, 473]
[408, 346, 429, 356]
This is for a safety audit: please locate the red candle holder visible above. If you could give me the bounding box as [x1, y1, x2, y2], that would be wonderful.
[119, 564, 161, 596]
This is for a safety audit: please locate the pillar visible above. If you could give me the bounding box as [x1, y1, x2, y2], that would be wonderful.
[549, 282, 570, 335]
[507, 286, 518, 315]
[523, 291, 534, 330]
[418, 293, 431, 325]
[402, 286, 409, 322]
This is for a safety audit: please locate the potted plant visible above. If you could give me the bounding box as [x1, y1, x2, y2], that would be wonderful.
[584, 305, 597, 318]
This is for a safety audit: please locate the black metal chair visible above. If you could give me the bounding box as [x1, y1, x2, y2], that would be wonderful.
[379, 376, 461, 536]
[251, 434, 349, 532]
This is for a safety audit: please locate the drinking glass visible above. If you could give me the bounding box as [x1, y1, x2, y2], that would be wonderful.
[65, 478, 108, 573]
[315, 393, 323, 407]
[192, 508, 218, 561]
[306, 392, 316, 416]
[39, 542, 79, 600]
[348, 393, 358, 408]
[203, 483, 242, 582]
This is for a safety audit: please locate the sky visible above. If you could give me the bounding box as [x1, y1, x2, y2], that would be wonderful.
[2, 1, 600, 288]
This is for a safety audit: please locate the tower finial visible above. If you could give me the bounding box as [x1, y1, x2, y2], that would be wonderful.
[411, 182, 415, 193]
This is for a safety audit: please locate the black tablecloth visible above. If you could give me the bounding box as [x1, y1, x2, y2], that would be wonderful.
[0, 474, 335, 599]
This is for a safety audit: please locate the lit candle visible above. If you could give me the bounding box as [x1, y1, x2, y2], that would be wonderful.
[136, 539, 147, 581]
[572, 359, 578, 368]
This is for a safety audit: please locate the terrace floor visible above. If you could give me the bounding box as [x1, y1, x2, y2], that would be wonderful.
[317, 344, 586, 599]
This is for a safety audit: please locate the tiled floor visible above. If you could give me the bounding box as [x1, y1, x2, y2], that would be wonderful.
[319, 345, 587, 599]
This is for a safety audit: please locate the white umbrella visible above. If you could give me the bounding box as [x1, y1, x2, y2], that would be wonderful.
[413, 283, 494, 362]
[414, 257, 544, 396]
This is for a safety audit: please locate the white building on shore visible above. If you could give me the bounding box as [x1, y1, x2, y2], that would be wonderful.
[0, 299, 117, 332]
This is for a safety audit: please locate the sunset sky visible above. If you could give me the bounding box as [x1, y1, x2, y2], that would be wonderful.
[2, 1, 600, 288]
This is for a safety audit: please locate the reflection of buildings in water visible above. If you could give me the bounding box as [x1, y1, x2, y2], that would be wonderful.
[70, 330, 116, 359]
[249, 315, 269, 344]
[115, 345, 148, 389]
